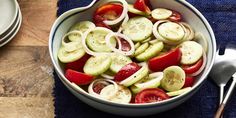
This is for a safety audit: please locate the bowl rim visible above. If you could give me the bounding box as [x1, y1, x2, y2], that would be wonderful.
[49, 0, 216, 108]
[0, 0, 18, 36]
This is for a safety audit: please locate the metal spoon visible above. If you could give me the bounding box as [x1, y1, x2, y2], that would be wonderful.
[215, 72, 236, 118]
[212, 43, 236, 118]
[209, 44, 235, 105]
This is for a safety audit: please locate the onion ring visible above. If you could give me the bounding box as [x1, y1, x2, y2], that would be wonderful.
[105, 32, 135, 56]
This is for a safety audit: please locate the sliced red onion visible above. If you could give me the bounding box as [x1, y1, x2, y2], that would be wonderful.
[102, 0, 128, 26]
[189, 51, 207, 77]
[153, 20, 189, 46]
[153, 20, 181, 45]
[61, 31, 83, 52]
[180, 22, 195, 41]
[82, 27, 113, 56]
[88, 79, 118, 99]
[118, 14, 129, 33]
[149, 72, 164, 79]
[105, 32, 135, 56]
[101, 74, 114, 79]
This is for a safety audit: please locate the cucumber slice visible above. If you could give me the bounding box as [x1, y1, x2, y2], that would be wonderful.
[128, 4, 149, 16]
[83, 55, 111, 76]
[68, 21, 95, 41]
[130, 85, 143, 94]
[57, 46, 85, 63]
[110, 54, 132, 73]
[135, 72, 163, 88]
[100, 85, 131, 104]
[180, 41, 203, 65]
[166, 87, 192, 97]
[135, 42, 141, 49]
[141, 37, 152, 43]
[123, 17, 153, 42]
[120, 65, 149, 87]
[131, 72, 163, 94]
[86, 28, 116, 52]
[158, 22, 185, 41]
[136, 42, 164, 61]
[134, 42, 149, 56]
[149, 39, 160, 45]
[151, 8, 172, 20]
[161, 66, 186, 92]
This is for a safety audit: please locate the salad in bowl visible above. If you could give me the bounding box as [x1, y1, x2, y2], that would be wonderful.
[50, 0, 216, 116]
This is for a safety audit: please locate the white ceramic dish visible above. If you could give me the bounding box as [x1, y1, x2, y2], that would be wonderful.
[0, 0, 18, 36]
[0, 4, 22, 47]
[49, 0, 216, 116]
[0, 10, 20, 42]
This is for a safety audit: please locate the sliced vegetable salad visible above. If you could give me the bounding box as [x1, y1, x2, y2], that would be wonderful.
[57, 0, 208, 104]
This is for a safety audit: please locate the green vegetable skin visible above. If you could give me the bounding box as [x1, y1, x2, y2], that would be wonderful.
[110, 54, 132, 73]
[123, 17, 153, 42]
[161, 66, 186, 92]
[57, 46, 85, 63]
[86, 30, 116, 52]
[84, 55, 111, 76]
[134, 42, 149, 56]
[128, 4, 149, 16]
[120, 65, 149, 87]
[136, 42, 164, 61]
[68, 21, 95, 41]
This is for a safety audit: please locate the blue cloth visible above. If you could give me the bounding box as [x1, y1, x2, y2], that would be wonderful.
[55, 0, 236, 117]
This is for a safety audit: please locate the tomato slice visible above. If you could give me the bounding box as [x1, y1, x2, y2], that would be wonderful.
[148, 48, 182, 72]
[65, 54, 91, 72]
[182, 58, 203, 75]
[134, 0, 151, 14]
[183, 76, 195, 88]
[114, 62, 141, 82]
[95, 21, 111, 29]
[168, 10, 182, 22]
[93, 82, 108, 94]
[135, 88, 169, 104]
[93, 3, 123, 22]
[120, 38, 131, 52]
[65, 69, 94, 85]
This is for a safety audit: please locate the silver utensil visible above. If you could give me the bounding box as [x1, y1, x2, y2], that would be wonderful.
[209, 44, 236, 104]
[215, 72, 236, 118]
[212, 43, 236, 118]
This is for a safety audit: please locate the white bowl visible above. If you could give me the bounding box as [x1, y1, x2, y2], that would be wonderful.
[49, 0, 216, 116]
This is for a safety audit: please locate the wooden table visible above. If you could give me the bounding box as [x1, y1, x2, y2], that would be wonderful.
[0, 0, 57, 117]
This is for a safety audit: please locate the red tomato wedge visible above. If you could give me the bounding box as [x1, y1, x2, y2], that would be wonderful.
[93, 3, 123, 22]
[168, 10, 182, 22]
[183, 76, 195, 88]
[114, 62, 141, 82]
[65, 69, 94, 85]
[148, 48, 182, 72]
[93, 82, 108, 94]
[120, 38, 131, 52]
[135, 88, 169, 104]
[134, 0, 151, 14]
[65, 54, 91, 72]
[95, 21, 111, 29]
[182, 58, 203, 75]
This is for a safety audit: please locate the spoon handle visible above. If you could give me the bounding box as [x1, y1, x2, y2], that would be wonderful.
[220, 85, 224, 104]
[215, 74, 236, 118]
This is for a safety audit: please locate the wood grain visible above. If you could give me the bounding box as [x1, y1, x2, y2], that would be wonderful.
[0, 97, 54, 118]
[0, 0, 58, 117]
[8, 0, 57, 46]
[0, 46, 53, 97]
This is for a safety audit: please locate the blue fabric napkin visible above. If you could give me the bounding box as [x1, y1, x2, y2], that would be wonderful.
[55, 0, 236, 117]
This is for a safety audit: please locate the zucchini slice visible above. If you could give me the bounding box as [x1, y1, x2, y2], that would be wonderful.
[123, 17, 153, 42]
[84, 55, 112, 76]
